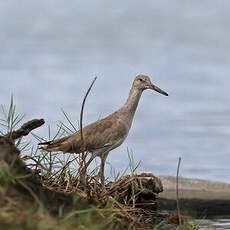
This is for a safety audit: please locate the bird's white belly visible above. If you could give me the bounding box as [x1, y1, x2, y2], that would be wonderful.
[91, 135, 127, 158]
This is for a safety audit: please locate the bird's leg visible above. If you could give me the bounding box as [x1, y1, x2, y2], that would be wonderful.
[99, 152, 109, 188]
[81, 153, 95, 185]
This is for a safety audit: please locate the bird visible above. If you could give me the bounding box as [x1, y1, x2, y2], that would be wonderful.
[39, 75, 168, 186]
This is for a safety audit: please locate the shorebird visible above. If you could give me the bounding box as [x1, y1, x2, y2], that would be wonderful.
[39, 75, 168, 186]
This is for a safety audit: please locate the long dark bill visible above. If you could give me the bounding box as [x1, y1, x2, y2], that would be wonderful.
[151, 84, 168, 96]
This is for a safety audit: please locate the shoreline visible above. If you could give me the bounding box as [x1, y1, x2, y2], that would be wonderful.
[158, 175, 230, 200]
[157, 175, 230, 217]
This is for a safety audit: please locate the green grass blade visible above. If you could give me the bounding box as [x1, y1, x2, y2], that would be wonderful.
[58, 122, 74, 135]
[61, 108, 77, 132]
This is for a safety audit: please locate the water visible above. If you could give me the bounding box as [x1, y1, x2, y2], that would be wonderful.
[1, 1, 230, 183]
[197, 218, 230, 230]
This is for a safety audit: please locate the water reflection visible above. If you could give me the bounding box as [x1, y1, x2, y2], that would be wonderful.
[197, 218, 230, 230]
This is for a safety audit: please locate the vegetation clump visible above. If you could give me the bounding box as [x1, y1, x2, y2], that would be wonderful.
[0, 98, 199, 230]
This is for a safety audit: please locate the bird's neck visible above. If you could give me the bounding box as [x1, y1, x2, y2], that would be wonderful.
[120, 85, 143, 126]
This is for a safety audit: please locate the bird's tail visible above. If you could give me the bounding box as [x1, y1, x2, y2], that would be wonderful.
[38, 136, 69, 152]
[38, 141, 52, 146]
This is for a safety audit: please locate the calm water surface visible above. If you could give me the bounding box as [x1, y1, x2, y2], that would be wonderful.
[1, 1, 230, 183]
[197, 218, 230, 230]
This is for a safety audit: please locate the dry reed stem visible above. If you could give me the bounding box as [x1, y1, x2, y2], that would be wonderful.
[176, 156, 182, 226]
[23, 155, 47, 171]
[106, 196, 141, 225]
[105, 176, 136, 195]
[79, 76, 97, 149]
[78, 77, 97, 186]
[51, 156, 78, 179]
[132, 180, 135, 208]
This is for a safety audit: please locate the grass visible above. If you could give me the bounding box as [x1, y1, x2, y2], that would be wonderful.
[0, 97, 201, 230]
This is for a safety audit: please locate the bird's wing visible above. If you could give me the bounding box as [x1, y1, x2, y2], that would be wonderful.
[80, 116, 128, 150]
[39, 113, 128, 153]
[38, 136, 69, 146]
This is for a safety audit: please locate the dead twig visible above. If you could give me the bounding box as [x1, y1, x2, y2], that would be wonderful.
[4, 119, 45, 140]
[78, 77, 97, 186]
[79, 77, 97, 149]
[22, 155, 48, 171]
[176, 156, 182, 226]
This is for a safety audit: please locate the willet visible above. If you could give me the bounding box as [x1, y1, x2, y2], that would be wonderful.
[39, 75, 168, 185]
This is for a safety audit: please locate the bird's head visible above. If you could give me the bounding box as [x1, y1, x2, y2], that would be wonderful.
[134, 75, 168, 96]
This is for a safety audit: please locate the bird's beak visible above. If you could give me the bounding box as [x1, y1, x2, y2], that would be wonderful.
[150, 84, 168, 96]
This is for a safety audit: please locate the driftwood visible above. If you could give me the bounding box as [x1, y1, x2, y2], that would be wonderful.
[4, 119, 45, 140]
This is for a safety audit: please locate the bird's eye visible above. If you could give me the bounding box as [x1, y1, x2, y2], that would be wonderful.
[138, 78, 144, 82]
